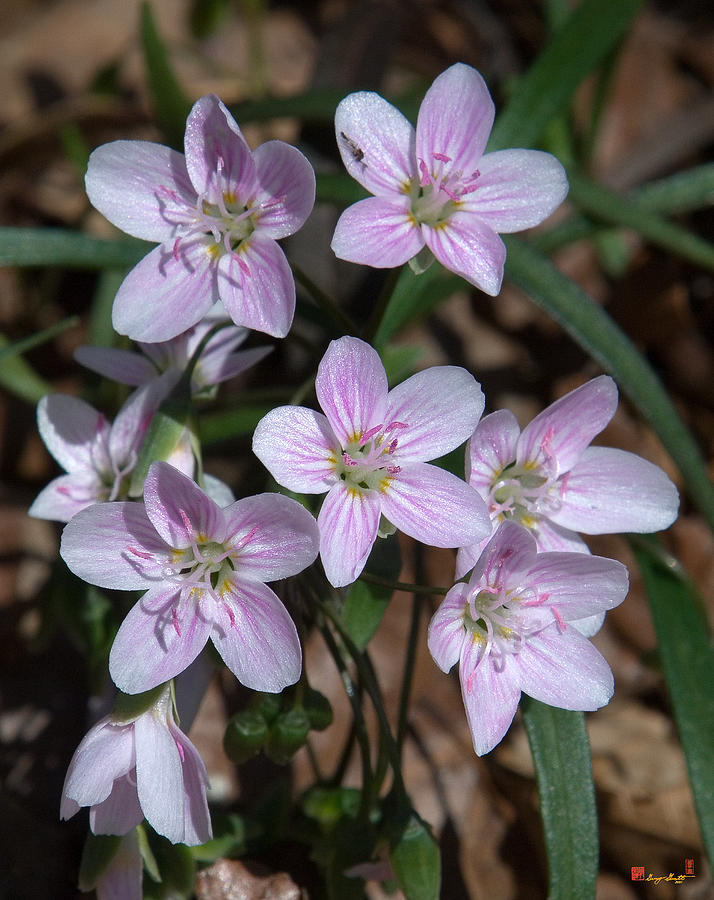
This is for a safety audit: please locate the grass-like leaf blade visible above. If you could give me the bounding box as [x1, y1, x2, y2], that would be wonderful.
[521, 699, 598, 900]
[0, 227, 147, 269]
[489, 0, 642, 151]
[631, 535, 714, 870]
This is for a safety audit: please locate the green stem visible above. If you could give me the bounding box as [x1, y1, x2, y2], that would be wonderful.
[396, 551, 424, 756]
[291, 262, 360, 336]
[358, 572, 448, 596]
[320, 598, 408, 804]
[318, 617, 374, 820]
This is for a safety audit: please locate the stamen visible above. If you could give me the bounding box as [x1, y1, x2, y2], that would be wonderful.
[172, 607, 182, 637]
[552, 607, 566, 633]
[128, 546, 154, 560]
[175, 740, 185, 762]
[360, 424, 383, 445]
[433, 152, 452, 163]
[418, 159, 431, 187]
[232, 525, 259, 553]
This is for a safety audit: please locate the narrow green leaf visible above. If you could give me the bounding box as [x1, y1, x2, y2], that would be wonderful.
[0, 334, 51, 404]
[521, 698, 598, 900]
[504, 236, 714, 534]
[567, 169, 714, 272]
[534, 163, 714, 255]
[372, 265, 462, 350]
[139, 1, 192, 149]
[0, 227, 147, 269]
[0, 317, 79, 364]
[489, 0, 642, 151]
[631, 535, 714, 869]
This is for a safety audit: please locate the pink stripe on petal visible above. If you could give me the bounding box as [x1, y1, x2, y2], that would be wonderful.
[184, 95, 256, 204]
[513, 625, 614, 710]
[422, 213, 506, 296]
[464, 149, 568, 233]
[222, 493, 319, 582]
[217, 235, 295, 338]
[60, 501, 170, 590]
[381, 463, 490, 548]
[316, 336, 388, 447]
[29, 473, 104, 523]
[143, 462, 226, 548]
[317, 482, 381, 587]
[211, 577, 301, 692]
[253, 406, 340, 493]
[109, 586, 213, 694]
[526, 553, 628, 621]
[252, 140, 315, 239]
[385, 366, 484, 463]
[112, 240, 218, 342]
[552, 446, 680, 534]
[516, 375, 618, 473]
[416, 64, 494, 178]
[85, 140, 195, 242]
[460, 637, 521, 756]
[335, 92, 416, 196]
[331, 196, 423, 268]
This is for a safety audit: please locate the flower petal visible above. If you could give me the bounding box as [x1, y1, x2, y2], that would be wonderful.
[196, 344, 271, 388]
[109, 586, 213, 694]
[553, 446, 680, 534]
[315, 336, 388, 446]
[211, 577, 301, 692]
[516, 375, 618, 474]
[90, 774, 143, 836]
[380, 463, 490, 547]
[416, 64, 494, 176]
[217, 235, 295, 338]
[112, 239, 218, 342]
[252, 406, 340, 493]
[108, 379, 168, 467]
[422, 212, 506, 296]
[514, 625, 614, 710]
[526, 553, 629, 622]
[331, 196, 423, 268]
[317, 482, 381, 587]
[427, 583, 468, 673]
[460, 637, 521, 756]
[29, 473, 104, 522]
[386, 366, 484, 463]
[454, 534, 492, 581]
[85, 140, 195, 242]
[335, 92, 416, 195]
[252, 140, 315, 238]
[466, 149, 568, 232]
[37, 394, 108, 474]
[74, 345, 157, 386]
[61, 719, 134, 812]
[466, 408, 520, 490]
[143, 462, 226, 548]
[469, 520, 535, 586]
[60, 501, 170, 590]
[184, 95, 256, 204]
[530, 518, 589, 554]
[135, 706, 184, 843]
[222, 493, 319, 581]
[171, 728, 212, 845]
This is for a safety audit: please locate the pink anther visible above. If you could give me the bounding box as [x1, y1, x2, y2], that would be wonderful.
[172, 606, 182, 637]
[360, 424, 383, 445]
[433, 152, 452, 163]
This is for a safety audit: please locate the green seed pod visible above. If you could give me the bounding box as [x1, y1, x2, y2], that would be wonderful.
[223, 709, 268, 764]
[264, 707, 311, 764]
[250, 691, 283, 725]
[304, 687, 333, 731]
